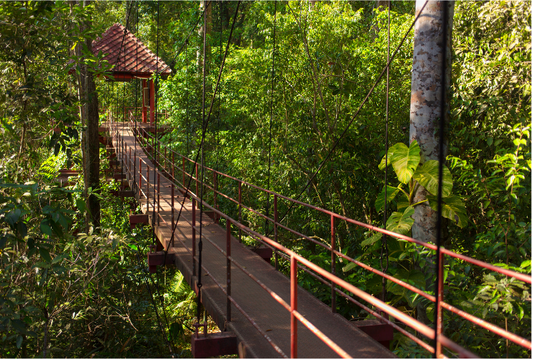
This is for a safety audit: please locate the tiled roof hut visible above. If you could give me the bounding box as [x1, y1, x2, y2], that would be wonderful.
[93, 23, 171, 123]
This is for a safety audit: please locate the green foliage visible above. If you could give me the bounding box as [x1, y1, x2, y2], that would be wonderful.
[0, 0, 530, 357]
[376, 140, 467, 235]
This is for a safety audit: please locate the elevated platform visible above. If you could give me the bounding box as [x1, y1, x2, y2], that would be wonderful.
[106, 123, 395, 358]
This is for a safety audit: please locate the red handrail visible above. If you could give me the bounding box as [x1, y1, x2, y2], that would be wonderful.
[112, 122, 531, 358]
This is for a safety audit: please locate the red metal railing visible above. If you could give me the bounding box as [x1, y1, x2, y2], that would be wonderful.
[109, 121, 531, 358]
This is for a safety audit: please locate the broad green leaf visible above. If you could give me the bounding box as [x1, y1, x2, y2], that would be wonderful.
[386, 206, 415, 235]
[342, 262, 357, 273]
[6, 208, 22, 227]
[361, 232, 383, 247]
[427, 194, 468, 228]
[76, 198, 86, 213]
[397, 198, 410, 211]
[40, 220, 52, 236]
[520, 260, 531, 269]
[413, 160, 453, 197]
[390, 141, 420, 184]
[52, 253, 68, 264]
[375, 185, 400, 212]
[378, 142, 404, 170]
[39, 248, 52, 263]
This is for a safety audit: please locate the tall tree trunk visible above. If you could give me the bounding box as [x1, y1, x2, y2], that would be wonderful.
[197, 0, 211, 75]
[409, 0, 454, 244]
[77, 0, 100, 228]
[409, 0, 454, 326]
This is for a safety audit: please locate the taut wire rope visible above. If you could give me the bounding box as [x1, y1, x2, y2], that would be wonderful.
[116, 0, 134, 73]
[380, 0, 391, 306]
[196, 0, 209, 324]
[133, 0, 138, 190]
[165, 1, 241, 254]
[264, 1, 277, 235]
[111, 2, 171, 355]
[269, 0, 429, 233]
[150, 1, 177, 356]
[434, 3, 449, 357]
[170, 4, 209, 71]
[152, 0, 160, 247]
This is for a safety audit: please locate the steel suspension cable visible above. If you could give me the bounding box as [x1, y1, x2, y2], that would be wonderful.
[170, 3, 210, 71]
[133, 240, 170, 356]
[215, 1, 222, 174]
[152, 2, 176, 355]
[197, 0, 209, 323]
[152, 0, 160, 247]
[264, 1, 277, 235]
[434, 3, 449, 357]
[165, 1, 241, 252]
[116, 0, 134, 71]
[133, 1, 138, 187]
[380, 0, 391, 305]
[270, 0, 429, 233]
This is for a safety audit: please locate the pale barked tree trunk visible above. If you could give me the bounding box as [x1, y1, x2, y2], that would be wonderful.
[409, 0, 454, 244]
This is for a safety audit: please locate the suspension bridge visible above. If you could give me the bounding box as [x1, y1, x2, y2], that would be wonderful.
[101, 120, 531, 358]
[88, 2, 532, 357]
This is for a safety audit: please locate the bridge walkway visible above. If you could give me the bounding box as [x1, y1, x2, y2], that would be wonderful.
[110, 123, 394, 358]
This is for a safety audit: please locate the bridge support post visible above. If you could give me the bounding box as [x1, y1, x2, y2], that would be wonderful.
[291, 255, 298, 358]
[238, 182, 242, 243]
[147, 251, 175, 273]
[274, 195, 278, 270]
[171, 184, 175, 231]
[182, 157, 186, 187]
[146, 165, 150, 212]
[157, 173, 160, 225]
[139, 159, 142, 199]
[213, 172, 218, 224]
[191, 331, 238, 358]
[172, 152, 175, 180]
[226, 219, 231, 323]
[353, 320, 394, 350]
[195, 163, 199, 208]
[192, 198, 196, 275]
[331, 214, 336, 313]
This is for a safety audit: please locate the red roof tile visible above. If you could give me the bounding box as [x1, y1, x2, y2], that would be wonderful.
[93, 23, 171, 77]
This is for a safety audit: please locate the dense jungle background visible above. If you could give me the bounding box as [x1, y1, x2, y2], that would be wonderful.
[0, 1, 530, 357]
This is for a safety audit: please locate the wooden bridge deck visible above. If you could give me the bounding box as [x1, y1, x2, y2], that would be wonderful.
[110, 123, 395, 358]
